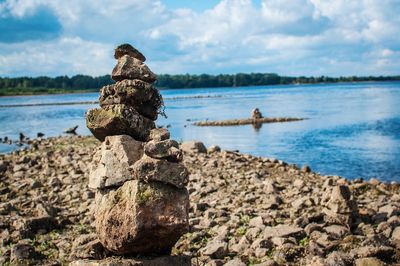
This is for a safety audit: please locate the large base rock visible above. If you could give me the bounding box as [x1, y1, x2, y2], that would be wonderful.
[70, 255, 191, 266]
[86, 104, 155, 142]
[95, 180, 189, 255]
[89, 135, 144, 189]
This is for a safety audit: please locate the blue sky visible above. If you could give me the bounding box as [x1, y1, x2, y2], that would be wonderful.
[0, 0, 399, 77]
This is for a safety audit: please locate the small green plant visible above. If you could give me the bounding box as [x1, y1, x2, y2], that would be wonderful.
[240, 215, 251, 225]
[299, 236, 310, 247]
[235, 226, 247, 236]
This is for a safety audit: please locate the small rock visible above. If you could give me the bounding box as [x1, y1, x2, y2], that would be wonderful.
[355, 257, 384, 266]
[180, 141, 207, 153]
[224, 258, 246, 266]
[201, 240, 228, 259]
[149, 128, 170, 141]
[11, 243, 38, 261]
[208, 145, 221, 153]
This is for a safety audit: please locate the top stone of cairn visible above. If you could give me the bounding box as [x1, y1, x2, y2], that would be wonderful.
[114, 43, 146, 62]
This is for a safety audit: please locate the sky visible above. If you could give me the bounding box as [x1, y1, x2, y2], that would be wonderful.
[0, 0, 399, 77]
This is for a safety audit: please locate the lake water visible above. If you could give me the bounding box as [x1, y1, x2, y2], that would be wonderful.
[0, 82, 399, 182]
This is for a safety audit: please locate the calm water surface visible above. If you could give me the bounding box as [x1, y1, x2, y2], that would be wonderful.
[0, 82, 399, 182]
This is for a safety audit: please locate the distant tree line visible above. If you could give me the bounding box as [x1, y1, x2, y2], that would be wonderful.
[0, 73, 399, 93]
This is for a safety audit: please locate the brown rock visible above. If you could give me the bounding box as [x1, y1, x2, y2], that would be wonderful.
[112, 55, 156, 83]
[86, 104, 155, 142]
[149, 128, 170, 141]
[144, 139, 182, 162]
[99, 80, 155, 108]
[132, 156, 189, 188]
[114, 43, 146, 62]
[96, 180, 189, 255]
[88, 135, 144, 189]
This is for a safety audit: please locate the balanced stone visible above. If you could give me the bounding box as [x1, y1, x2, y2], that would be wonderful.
[132, 155, 189, 188]
[88, 135, 143, 189]
[114, 43, 146, 62]
[99, 79, 156, 107]
[95, 180, 189, 255]
[144, 139, 182, 162]
[86, 104, 155, 142]
[112, 55, 157, 83]
[149, 128, 170, 141]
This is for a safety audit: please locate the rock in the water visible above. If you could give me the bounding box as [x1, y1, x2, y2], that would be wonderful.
[99, 80, 155, 108]
[89, 135, 143, 189]
[180, 141, 207, 154]
[144, 139, 182, 162]
[96, 180, 189, 255]
[86, 104, 155, 142]
[132, 156, 189, 188]
[112, 55, 156, 83]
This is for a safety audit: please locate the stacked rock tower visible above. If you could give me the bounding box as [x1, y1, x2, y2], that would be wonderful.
[86, 44, 189, 255]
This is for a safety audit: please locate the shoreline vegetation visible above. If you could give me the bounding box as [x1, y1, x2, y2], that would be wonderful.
[0, 73, 399, 96]
[0, 135, 399, 265]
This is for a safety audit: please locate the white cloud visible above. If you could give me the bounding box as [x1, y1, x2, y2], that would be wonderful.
[0, 0, 399, 77]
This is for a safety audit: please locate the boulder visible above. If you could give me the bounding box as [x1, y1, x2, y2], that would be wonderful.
[114, 43, 146, 62]
[99, 80, 155, 107]
[95, 180, 189, 255]
[180, 141, 207, 154]
[112, 55, 156, 83]
[132, 156, 188, 188]
[88, 135, 144, 189]
[86, 104, 155, 142]
[144, 139, 182, 162]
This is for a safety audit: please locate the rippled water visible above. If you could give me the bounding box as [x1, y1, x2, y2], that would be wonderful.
[0, 82, 399, 181]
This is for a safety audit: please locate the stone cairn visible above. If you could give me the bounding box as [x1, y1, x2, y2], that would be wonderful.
[85, 44, 189, 256]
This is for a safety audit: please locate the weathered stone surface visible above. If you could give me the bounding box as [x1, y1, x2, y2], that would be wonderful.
[112, 55, 156, 83]
[149, 128, 170, 141]
[89, 135, 143, 189]
[263, 225, 305, 239]
[114, 43, 146, 62]
[180, 141, 207, 154]
[99, 80, 155, 107]
[144, 139, 182, 162]
[323, 185, 359, 227]
[11, 243, 38, 261]
[355, 257, 384, 266]
[86, 104, 155, 142]
[96, 180, 189, 255]
[201, 240, 228, 259]
[132, 156, 188, 188]
[70, 255, 191, 266]
[70, 234, 107, 260]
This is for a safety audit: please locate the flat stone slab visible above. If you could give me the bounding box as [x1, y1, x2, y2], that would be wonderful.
[112, 55, 156, 83]
[70, 255, 191, 266]
[263, 225, 304, 239]
[86, 104, 155, 142]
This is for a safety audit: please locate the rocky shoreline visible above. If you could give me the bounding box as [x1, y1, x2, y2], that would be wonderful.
[1, 136, 400, 265]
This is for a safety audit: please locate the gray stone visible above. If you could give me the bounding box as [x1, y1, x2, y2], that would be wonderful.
[263, 225, 305, 239]
[223, 258, 246, 266]
[355, 257, 384, 266]
[180, 141, 207, 153]
[89, 135, 144, 189]
[324, 225, 349, 239]
[392, 226, 400, 240]
[201, 240, 228, 259]
[132, 156, 188, 188]
[11, 243, 37, 261]
[144, 139, 182, 162]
